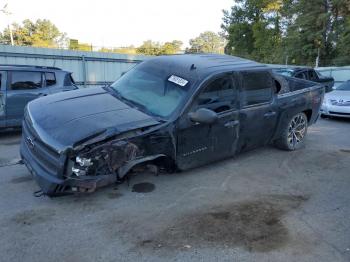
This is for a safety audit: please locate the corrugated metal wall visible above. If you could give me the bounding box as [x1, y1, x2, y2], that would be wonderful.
[0, 45, 148, 88]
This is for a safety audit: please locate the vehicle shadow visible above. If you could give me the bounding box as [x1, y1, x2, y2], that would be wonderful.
[321, 116, 350, 123]
[0, 129, 22, 145]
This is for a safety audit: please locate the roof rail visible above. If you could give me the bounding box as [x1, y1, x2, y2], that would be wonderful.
[0, 64, 62, 70]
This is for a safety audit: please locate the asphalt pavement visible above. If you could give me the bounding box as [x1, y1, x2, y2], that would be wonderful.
[0, 118, 349, 262]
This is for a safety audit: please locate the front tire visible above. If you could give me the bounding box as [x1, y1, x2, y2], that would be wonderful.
[275, 112, 308, 151]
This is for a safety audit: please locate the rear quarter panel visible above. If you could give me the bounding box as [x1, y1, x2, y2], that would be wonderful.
[272, 85, 324, 140]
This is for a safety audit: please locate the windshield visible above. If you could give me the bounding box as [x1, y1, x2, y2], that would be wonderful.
[315, 70, 324, 78]
[110, 62, 190, 118]
[337, 81, 350, 91]
[274, 69, 293, 77]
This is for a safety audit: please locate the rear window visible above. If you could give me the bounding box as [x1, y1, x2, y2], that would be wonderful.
[10, 71, 42, 90]
[240, 71, 273, 107]
[45, 72, 56, 86]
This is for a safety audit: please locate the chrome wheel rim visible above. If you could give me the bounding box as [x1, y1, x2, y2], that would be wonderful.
[287, 114, 307, 148]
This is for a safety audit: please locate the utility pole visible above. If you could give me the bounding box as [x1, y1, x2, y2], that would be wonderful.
[315, 48, 320, 68]
[0, 4, 14, 45]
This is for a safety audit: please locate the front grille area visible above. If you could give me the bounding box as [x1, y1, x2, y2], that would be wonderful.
[22, 117, 63, 176]
[330, 99, 350, 106]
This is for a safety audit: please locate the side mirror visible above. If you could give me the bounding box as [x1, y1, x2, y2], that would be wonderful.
[188, 108, 218, 125]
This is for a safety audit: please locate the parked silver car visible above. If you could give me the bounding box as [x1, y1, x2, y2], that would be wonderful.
[321, 80, 350, 118]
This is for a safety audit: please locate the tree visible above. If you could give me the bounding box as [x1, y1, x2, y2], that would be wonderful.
[0, 19, 67, 48]
[136, 40, 162, 55]
[222, 0, 350, 66]
[99, 46, 137, 55]
[136, 40, 183, 55]
[335, 17, 350, 65]
[222, 0, 283, 63]
[187, 31, 225, 53]
[159, 40, 183, 55]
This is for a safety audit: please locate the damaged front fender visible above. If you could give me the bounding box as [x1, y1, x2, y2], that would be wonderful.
[61, 134, 170, 194]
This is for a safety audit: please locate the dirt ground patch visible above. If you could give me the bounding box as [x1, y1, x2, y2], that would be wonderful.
[11, 208, 56, 226]
[139, 194, 308, 252]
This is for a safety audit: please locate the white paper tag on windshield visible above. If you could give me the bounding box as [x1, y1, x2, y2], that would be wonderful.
[168, 75, 188, 87]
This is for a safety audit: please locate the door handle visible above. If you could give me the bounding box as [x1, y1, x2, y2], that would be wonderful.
[38, 93, 47, 96]
[264, 111, 276, 118]
[224, 120, 239, 128]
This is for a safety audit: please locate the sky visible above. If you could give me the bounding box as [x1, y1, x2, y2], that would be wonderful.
[0, 0, 233, 48]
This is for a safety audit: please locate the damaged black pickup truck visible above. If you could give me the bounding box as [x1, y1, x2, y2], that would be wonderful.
[20, 54, 324, 196]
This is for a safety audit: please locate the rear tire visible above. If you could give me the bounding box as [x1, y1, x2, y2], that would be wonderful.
[275, 112, 308, 151]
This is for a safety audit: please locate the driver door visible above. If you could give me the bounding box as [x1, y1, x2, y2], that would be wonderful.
[176, 72, 240, 170]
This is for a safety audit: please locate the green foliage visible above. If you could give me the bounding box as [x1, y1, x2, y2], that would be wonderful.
[335, 17, 350, 65]
[99, 46, 137, 54]
[187, 31, 225, 54]
[136, 40, 161, 55]
[0, 19, 67, 48]
[136, 40, 183, 55]
[222, 0, 350, 66]
[69, 39, 92, 51]
[160, 40, 183, 55]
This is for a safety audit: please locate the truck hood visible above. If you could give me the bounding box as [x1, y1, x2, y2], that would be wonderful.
[27, 87, 160, 152]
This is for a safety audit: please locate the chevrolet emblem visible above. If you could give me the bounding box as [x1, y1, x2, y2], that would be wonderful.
[26, 136, 35, 149]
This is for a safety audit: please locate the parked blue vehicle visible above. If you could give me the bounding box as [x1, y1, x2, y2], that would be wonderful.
[0, 65, 77, 129]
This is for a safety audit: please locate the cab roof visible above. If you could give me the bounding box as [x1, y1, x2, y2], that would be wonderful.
[0, 64, 68, 73]
[147, 54, 268, 79]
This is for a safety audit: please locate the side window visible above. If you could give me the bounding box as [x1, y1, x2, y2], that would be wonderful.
[10, 71, 42, 90]
[64, 73, 75, 86]
[45, 72, 56, 86]
[195, 74, 236, 113]
[308, 70, 318, 81]
[295, 72, 307, 80]
[240, 71, 273, 107]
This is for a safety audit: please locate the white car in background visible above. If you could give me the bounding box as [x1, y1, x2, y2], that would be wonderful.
[321, 80, 350, 118]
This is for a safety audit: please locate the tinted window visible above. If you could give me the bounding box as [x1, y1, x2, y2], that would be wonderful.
[10, 71, 42, 90]
[308, 70, 318, 81]
[196, 74, 236, 113]
[295, 72, 308, 80]
[64, 73, 75, 86]
[45, 72, 56, 86]
[240, 71, 273, 106]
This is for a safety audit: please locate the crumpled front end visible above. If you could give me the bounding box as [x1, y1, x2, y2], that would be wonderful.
[64, 140, 142, 193]
[21, 126, 145, 196]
